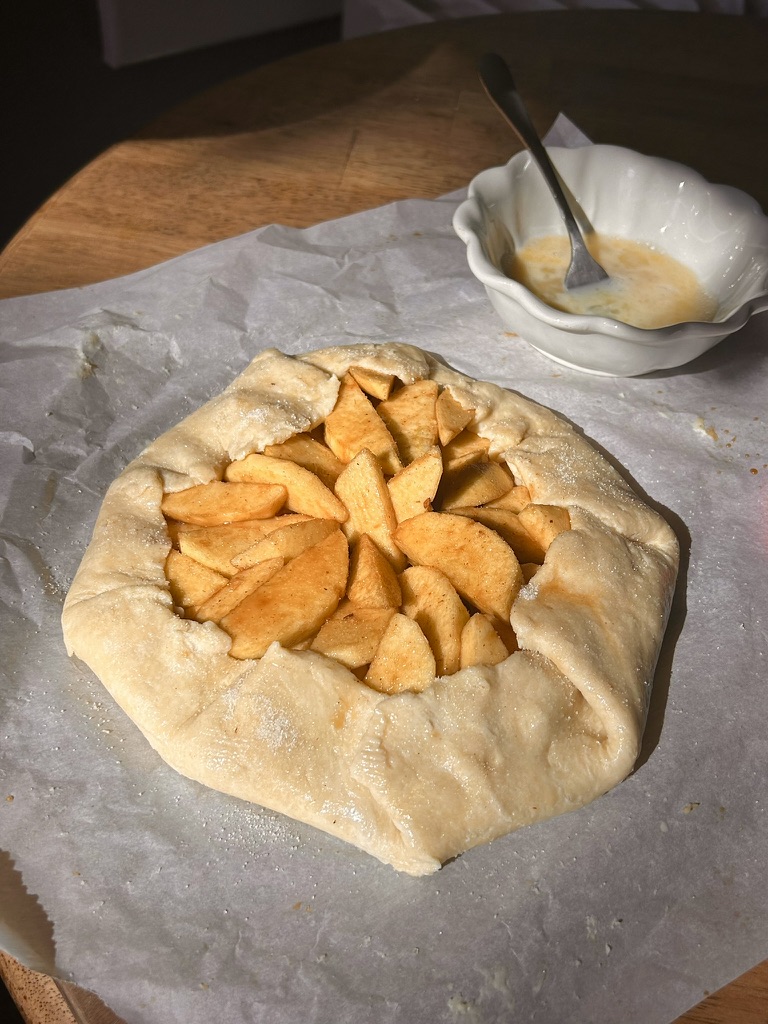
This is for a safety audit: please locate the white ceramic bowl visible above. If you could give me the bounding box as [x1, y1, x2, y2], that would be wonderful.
[453, 144, 768, 376]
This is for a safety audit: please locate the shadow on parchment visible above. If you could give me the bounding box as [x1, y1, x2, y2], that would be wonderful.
[0, 849, 128, 1022]
[0, 849, 56, 975]
[635, 507, 689, 770]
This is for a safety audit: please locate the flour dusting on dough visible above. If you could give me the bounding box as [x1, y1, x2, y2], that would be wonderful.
[249, 694, 297, 752]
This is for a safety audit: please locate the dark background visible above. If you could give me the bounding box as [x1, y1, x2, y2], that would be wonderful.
[0, 978, 22, 1023]
[1, 0, 341, 249]
[0, 1, 339, 1018]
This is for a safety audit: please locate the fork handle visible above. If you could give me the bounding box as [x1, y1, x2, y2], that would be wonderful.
[476, 54, 584, 243]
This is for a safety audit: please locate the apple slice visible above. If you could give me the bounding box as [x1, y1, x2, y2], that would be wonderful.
[161, 481, 286, 526]
[441, 431, 491, 471]
[387, 445, 443, 524]
[484, 484, 531, 513]
[365, 613, 436, 694]
[436, 388, 475, 446]
[178, 520, 273, 576]
[518, 504, 571, 553]
[263, 434, 345, 489]
[323, 374, 402, 475]
[232, 517, 339, 569]
[221, 529, 348, 659]
[195, 558, 284, 624]
[394, 511, 523, 621]
[449, 506, 546, 564]
[439, 460, 516, 509]
[400, 565, 469, 676]
[460, 613, 510, 668]
[377, 379, 439, 464]
[348, 364, 396, 401]
[311, 602, 395, 669]
[335, 448, 406, 570]
[225, 452, 347, 522]
[347, 534, 402, 609]
[165, 550, 227, 617]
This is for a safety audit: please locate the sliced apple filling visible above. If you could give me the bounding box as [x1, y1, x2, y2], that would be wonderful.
[161, 368, 571, 693]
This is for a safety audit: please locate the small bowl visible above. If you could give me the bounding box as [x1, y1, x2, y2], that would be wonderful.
[453, 144, 768, 376]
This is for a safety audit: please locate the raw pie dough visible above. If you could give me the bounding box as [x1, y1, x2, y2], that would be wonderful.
[62, 344, 679, 875]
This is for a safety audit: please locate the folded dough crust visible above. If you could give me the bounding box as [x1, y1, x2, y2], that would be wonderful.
[62, 344, 679, 875]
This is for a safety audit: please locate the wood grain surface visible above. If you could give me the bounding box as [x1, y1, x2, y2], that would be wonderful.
[2, 10, 767, 1024]
[1, 11, 766, 299]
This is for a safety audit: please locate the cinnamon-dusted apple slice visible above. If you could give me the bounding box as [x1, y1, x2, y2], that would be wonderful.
[348, 364, 396, 401]
[400, 565, 469, 676]
[232, 517, 340, 569]
[439, 460, 516, 510]
[178, 520, 295, 576]
[263, 434, 345, 489]
[335, 448, 406, 570]
[441, 431, 491, 471]
[161, 481, 286, 526]
[165, 550, 227, 617]
[435, 388, 475, 446]
[460, 613, 510, 669]
[347, 534, 402, 609]
[394, 511, 524, 621]
[195, 558, 284, 624]
[221, 528, 348, 659]
[323, 373, 402, 475]
[484, 484, 532, 514]
[518, 504, 572, 554]
[365, 613, 436, 694]
[310, 601, 395, 669]
[225, 452, 347, 522]
[387, 446, 443, 524]
[449, 506, 547, 565]
[376, 379, 439, 464]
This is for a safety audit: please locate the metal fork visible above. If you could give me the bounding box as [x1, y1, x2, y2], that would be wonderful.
[477, 52, 609, 291]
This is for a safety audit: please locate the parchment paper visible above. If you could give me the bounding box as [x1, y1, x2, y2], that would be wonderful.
[1, 122, 767, 1023]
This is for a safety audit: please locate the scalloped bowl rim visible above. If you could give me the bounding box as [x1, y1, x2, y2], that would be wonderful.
[453, 145, 768, 367]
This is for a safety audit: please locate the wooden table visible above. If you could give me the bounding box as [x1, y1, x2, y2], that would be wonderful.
[1, 10, 767, 1023]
